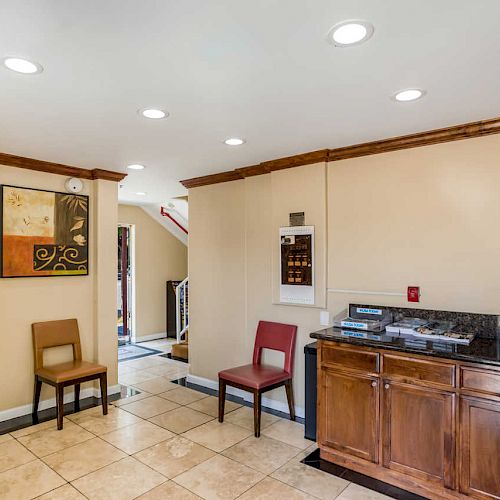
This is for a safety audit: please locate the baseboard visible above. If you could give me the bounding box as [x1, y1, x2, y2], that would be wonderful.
[0, 384, 121, 422]
[136, 333, 167, 342]
[186, 374, 305, 419]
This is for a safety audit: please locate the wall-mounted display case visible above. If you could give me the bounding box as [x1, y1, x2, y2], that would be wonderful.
[279, 226, 314, 305]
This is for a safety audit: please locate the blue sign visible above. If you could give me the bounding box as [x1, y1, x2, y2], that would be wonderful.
[356, 307, 383, 315]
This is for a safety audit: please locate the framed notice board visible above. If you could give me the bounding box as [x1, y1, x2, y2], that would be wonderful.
[279, 226, 314, 305]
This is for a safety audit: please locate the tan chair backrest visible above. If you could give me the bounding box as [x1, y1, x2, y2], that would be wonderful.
[32, 319, 82, 371]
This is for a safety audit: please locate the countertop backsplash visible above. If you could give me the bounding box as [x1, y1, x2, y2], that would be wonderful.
[351, 303, 498, 339]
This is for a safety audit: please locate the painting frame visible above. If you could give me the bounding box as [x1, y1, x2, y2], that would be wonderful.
[0, 184, 90, 278]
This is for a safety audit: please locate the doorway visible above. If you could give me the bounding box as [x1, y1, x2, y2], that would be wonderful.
[117, 224, 135, 346]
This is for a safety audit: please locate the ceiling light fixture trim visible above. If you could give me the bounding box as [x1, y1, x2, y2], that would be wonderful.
[224, 137, 246, 146]
[327, 20, 374, 47]
[2, 57, 43, 74]
[393, 88, 426, 102]
[127, 164, 146, 170]
[139, 108, 169, 119]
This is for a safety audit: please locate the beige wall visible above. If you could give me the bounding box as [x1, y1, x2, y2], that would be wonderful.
[118, 204, 188, 340]
[188, 134, 500, 415]
[327, 135, 500, 314]
[0, 165, 118, 414]
[189, 164, 329, 414]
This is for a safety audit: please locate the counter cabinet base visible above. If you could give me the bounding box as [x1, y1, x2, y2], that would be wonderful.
[316, 339, 500, 500]
[319, 447, 468, 500]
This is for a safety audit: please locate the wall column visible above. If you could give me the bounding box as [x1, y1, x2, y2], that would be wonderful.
[93, 179, 118, 387]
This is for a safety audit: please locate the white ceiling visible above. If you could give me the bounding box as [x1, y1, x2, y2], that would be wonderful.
[1, 0, 500, 204]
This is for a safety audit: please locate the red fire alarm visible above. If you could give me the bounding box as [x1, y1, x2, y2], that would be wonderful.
[407, 286, 420, 303]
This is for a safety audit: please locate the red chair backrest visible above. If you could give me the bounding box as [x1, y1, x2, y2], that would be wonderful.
[252, 321, 297, 376]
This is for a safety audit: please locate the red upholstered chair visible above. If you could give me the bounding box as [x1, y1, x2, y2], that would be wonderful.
[218, 320, 297, 437]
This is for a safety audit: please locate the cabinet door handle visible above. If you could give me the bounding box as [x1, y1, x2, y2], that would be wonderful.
[384, 383, 390, 390]
[371, 381, 377, 387]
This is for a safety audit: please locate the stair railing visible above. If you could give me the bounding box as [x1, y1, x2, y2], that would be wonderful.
[175, 277, 189, 343]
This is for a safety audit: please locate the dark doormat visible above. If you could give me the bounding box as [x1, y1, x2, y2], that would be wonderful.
[118, 344, 162, 362]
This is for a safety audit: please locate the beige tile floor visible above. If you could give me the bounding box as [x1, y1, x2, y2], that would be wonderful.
[0, 346, 392, 499]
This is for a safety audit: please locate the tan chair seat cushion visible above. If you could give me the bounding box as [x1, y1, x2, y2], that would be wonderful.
[36, 360, 106, 383]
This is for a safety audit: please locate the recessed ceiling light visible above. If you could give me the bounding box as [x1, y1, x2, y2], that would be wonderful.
[136, 191, 147, 196]
[328, 20, 374, 47]
[139, 108, 168, 119]
[393, 89, 426, 102]
[2, 57, 43, 74]
[224, 137, 246, 146]
[127, 164, 145, 170]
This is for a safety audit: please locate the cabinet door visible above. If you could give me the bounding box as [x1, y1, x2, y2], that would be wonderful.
[382, 381, 455, 489]
[460, 396, 500, 499]
[318, 367, 379, 463]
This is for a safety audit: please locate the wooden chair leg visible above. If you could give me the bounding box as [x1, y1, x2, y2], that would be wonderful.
[218, 378, 226, 423]
[253, 390, 262, 437]
[56, 384, 64, 430]
[285, 379, 295, 421]
[100, 372, 108, 415]
[74, 383, 80, 412]
[32, 376, 42, 424]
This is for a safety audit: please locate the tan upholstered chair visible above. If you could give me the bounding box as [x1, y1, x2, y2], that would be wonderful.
[32, 318, 107, 430]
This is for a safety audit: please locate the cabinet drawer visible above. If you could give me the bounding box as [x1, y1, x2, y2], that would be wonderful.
[383, 354, 455, 388]
[460, 366, 500, 397]
[321, 344, 379, 373]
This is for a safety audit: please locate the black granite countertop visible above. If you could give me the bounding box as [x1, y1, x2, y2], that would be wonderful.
[310, 327, 500, 367]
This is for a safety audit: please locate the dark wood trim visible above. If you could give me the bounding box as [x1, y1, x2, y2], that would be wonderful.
[181, 170, 244, 189]
[90, 168, 127, 182]
[0, 152, 126, 182]
[181, 116, 500, 188]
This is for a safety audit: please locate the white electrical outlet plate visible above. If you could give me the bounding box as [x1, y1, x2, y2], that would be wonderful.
[320, 310, 330, 326]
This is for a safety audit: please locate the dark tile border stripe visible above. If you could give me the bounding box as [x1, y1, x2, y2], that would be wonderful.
[118, 344, 162, 363]
[0, 391, 122, 435]
[172, 377, 305, 424]
[301, 449, 428, 500]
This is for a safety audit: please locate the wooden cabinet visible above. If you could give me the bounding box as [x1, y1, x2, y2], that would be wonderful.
[318, 367, 379, 463]
[382, 380, 456, 489]
[460, 397, 500, 499]
[317, 340, 500, 499]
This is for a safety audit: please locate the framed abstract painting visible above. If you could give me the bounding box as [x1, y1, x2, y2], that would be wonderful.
[0, 185, 89, 277]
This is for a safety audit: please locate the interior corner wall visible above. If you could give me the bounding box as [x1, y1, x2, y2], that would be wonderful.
[118, 204, 188, 341]
[188, 133, 500, 416]
[0, 165, 118, 414]
[188, 163, 328, 413]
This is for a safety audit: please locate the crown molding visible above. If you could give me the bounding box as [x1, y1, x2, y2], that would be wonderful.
[327, 117, 500, 161]
[180, 170, 244, 189]
[0, 152, 127, 182]
[181, 116, 500, 189]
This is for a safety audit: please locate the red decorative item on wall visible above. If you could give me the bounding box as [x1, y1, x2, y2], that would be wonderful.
[407, 286, 420, 302]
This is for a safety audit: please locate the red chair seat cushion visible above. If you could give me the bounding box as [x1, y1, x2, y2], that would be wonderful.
[219, 364, 290, 390]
